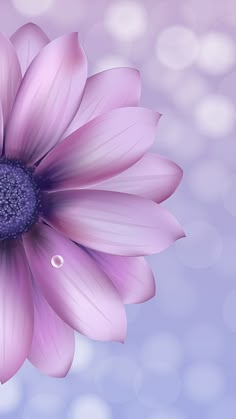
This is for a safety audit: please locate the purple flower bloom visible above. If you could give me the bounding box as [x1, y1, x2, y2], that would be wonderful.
[0, 23, 184, 383]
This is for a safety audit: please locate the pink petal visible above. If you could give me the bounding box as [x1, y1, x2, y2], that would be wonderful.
[11, 23, 49, 75]
[88, 250, 156, 304]
[28, 280, 75, 377]
[5, 33, 87, 165]
[23, 224, 127, 342]
[92, 152, 183, 203]
[0, 33, 21, 126]
[42, 189, 185, 256]
[0, 241, 33, 383]
[64, 67, 141, 137]
[36, 108, 160, 190]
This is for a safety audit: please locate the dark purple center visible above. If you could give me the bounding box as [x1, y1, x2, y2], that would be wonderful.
[0, 159, 41, 240]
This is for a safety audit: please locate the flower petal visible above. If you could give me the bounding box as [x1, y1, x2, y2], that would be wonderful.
[23, 224, 127, 342]
[0, 241, 33, 383]
[0, 33, 21, 126]
[88, 250, 156, 304]
[42, 190, 185, 256]
[5, 33, 87, 165]
[64, 67, 141, 137]
[92, 153, 183, 203]
[36, 107, 160, 190]
[28, 280, 75, 377]
[10, 23, 49, 75]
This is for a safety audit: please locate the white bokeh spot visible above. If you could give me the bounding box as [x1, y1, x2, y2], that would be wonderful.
[156, 25, 199, 70]
[183, 363, 225, 403]
[194, 94, 236, 138]
[197, 31, 236, 75]
[68, 395, 111, 419]
[104, 1, 147, 41]
[173, 74, 209, 110]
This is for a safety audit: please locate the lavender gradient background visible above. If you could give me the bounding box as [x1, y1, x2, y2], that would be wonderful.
[0, 0, 236, 418]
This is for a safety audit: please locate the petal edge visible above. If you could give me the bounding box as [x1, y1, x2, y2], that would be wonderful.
[42, 189, 185, 256]
[5, 33, 87, 164]
[23, 224, 127, 343]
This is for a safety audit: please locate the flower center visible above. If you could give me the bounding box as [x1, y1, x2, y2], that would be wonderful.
[0, 159, 41, 240]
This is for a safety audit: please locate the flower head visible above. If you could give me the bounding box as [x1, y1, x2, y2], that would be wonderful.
[0, 23, 184, 383]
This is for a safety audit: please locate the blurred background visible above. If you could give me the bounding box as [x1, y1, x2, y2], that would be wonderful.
[0, 0, 236, 418]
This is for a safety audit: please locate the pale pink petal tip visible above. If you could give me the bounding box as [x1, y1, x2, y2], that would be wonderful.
[11, 22, 49, 75]
[64, 66, 142, 137]
[93, 153, 183, 203]
[89, 250, 156, 304]
[0, 32, 21, 127]
[28, 283, 75, 378]
[5, 32, 87, 164]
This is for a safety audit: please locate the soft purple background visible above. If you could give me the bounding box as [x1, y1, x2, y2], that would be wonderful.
[0, 0, 236, 418]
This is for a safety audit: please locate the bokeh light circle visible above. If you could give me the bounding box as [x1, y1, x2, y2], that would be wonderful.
[197, 31, 235, 75]
[156, 25, 198, 70]
[194, 94, 236, 138]
[104, 1, 147, 41]
[183, 363, 225, 403]
[68, 395, 111, 419]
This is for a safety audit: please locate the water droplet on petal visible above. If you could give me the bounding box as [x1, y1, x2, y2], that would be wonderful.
[51, 255, 64, 268]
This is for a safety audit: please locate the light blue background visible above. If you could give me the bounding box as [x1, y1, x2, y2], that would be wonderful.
[0, 0, 235, 418]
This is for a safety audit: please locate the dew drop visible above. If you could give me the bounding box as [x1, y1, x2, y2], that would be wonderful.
[51, 255, 64, 268]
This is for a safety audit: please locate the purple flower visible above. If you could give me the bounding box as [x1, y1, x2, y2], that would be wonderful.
[0, 23, 184, 383]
